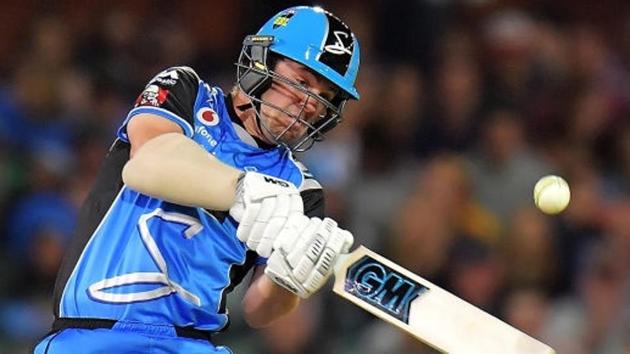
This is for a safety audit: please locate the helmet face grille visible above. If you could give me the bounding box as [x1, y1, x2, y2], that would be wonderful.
[235, 46, 347, 152]
[317, 12, 356, 77]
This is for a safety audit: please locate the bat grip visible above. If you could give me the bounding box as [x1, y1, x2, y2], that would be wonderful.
[332, 252, 351, 276]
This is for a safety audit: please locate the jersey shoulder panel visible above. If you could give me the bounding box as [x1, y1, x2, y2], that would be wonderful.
[293, 159, 322, 192]
[291, 158, 324, 217]
[302, 187, 325, 218]
[118, 66, 202, 141]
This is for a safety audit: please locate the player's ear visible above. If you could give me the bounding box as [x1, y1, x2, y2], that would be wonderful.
[266, 52, 281, 71]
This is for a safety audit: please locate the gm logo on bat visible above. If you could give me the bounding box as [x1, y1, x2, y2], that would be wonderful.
[344, 256, 428, 323]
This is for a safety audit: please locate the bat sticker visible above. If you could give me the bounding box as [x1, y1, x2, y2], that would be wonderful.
[344, 255, 429, 323]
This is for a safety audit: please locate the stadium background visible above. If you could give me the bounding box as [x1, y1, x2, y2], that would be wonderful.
[0, 0, 628, 353]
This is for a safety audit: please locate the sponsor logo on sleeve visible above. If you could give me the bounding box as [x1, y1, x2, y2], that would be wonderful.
[194, 126, 218, 147]
[135, 84, 169, 107]
[196, 107, 220, 126]
[149, 68, 180, 86]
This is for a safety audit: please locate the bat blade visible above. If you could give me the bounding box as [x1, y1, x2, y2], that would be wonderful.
[332, 246, 555, 354]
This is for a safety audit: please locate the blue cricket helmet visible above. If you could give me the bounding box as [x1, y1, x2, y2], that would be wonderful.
[235, 6, 360, 151]
[256, 6, 360, 100]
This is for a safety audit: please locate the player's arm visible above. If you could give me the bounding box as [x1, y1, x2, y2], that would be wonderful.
[126, 113, 184, 158]
[123, 116, 244, 210]
[240, 182, 323, 327]
[242, 266, 299, 328]
[120, 66, 242, 209]
[125, 118, 239, 210]
[241, 215, 353, 327]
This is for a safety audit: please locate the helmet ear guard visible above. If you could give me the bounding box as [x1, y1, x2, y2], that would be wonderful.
[237, 35, 275, 98]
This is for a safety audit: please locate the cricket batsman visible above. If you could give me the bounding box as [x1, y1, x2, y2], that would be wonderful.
[34, 6, 360, 353]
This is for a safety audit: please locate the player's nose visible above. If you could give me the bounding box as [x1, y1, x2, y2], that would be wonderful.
[300, 92, 325, 118]
[302, 97, 317, 115]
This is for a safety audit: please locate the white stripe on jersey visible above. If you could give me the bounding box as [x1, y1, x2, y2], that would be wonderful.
[87, 208, 203, 306]
[123, 106, 195, 138]
[291, 159, 322, 191]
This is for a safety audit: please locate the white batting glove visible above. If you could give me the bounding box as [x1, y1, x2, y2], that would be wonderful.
[229, 172, 303, 257]
[264, 216, 354, 298]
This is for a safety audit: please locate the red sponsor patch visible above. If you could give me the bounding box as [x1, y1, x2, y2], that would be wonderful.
[135, 84, 169, 107]
[196, 107, 220, 126]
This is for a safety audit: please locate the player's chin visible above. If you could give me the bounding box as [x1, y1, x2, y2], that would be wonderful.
[270, 119, 307, 140]
[276, 126, 307, 142]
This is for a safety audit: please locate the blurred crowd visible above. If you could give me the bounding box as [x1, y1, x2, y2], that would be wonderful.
[0, 1, 628, 353]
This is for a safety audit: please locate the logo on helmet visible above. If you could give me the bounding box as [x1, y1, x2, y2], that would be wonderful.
[318, 13, 355, 76]
[272, 11, 295, 29]
[324, 31, 354, 55]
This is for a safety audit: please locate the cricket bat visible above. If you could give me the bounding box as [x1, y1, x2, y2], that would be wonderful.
[333, 246, 555, 354]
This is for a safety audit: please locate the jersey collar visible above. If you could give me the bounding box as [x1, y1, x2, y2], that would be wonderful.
[224, 94, 276, 150]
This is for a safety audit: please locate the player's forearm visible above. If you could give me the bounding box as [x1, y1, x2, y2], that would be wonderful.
[242, 269, 300, 328]
[122, 132, 242, 211]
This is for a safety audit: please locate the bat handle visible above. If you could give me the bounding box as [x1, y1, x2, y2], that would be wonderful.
[333, 252, 351, 276]
[333, 246, 369, 276]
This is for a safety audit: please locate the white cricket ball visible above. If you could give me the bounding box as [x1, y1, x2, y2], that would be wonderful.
[533, 175, 571, 215]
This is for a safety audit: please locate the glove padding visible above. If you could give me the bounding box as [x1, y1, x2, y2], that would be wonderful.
[264, 216, 354, 298]
[229, 172, 303, 257]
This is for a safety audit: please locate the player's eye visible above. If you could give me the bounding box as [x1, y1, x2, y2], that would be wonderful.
[321, 91, 335, 102]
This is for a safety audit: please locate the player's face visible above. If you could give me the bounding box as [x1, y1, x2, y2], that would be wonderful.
[258, 59, 338, 143]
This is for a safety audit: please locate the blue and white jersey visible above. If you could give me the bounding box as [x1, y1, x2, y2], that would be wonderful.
[52, 67, 324, 332]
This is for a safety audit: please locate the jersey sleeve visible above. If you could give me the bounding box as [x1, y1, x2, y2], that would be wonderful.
[301, 185, 324, 218]
[296, 161, 325, 218]
[117, 66, 201, 141]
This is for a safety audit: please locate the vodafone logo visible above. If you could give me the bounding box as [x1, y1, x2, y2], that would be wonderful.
[196, 108, 220, 126]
